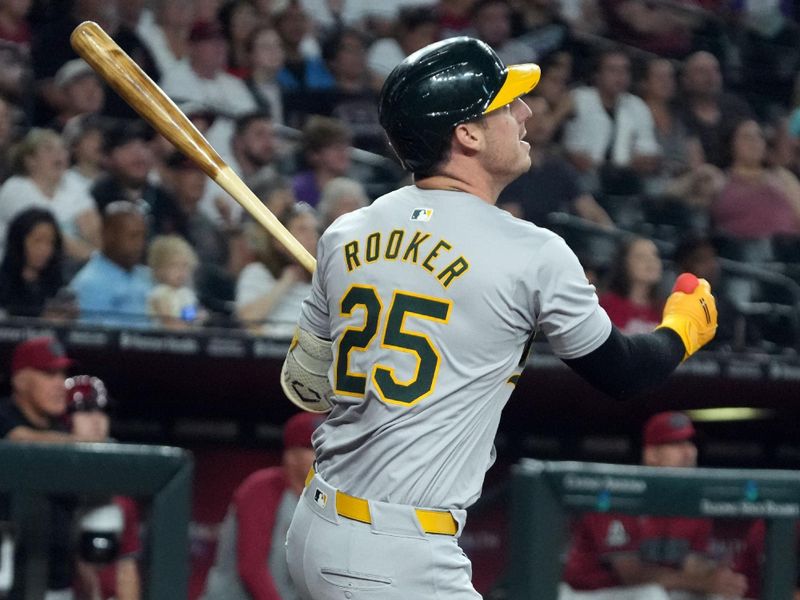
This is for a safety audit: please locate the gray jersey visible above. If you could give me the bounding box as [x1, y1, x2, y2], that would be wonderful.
[299, 186, 611, 510]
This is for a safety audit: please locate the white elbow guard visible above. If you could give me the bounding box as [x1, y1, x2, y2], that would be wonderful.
[281, 327, 334, 413]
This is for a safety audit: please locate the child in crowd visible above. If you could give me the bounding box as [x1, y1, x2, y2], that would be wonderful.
[146, 235, 206, 329]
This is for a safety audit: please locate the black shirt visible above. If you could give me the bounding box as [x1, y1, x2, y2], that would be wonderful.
[0, 398, 75, 594]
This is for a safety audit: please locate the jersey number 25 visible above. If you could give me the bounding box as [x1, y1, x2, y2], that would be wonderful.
[334, 285, 452, 406]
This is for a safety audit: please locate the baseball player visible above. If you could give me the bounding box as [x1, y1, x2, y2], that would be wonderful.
[280, 37, 718, 599]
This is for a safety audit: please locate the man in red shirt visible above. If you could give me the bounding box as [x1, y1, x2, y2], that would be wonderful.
[560, 412, 749, 600]
[202, 412, 321, 600]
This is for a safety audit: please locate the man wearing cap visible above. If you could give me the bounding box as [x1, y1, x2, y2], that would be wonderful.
[50, 59, 105, 132]
[202, 412, 320, 600]
[160, 21, 256, 119]
[560, 412, 749, 600]
[0, 337, 108, 599]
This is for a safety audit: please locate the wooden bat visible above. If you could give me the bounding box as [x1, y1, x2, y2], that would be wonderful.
[70, 21, 316, 273]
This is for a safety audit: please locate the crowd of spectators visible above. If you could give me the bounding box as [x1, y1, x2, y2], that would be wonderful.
[0, 0, 798, 351]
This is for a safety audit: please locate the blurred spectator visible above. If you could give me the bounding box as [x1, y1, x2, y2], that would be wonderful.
[235, 202, 318, 338]
[160, 21, 257, 120]
[0, 337, 106, 598]
[62, 113, 107, 193]
[91, 119, 181, 236]
[510, 0, 574, 62]
[201, 110, 278, 227]
[147, 234, 206, 330]
[712, 119, 800, 240]
[638, 57, 705, 197]
[599, 0, 700, 59]
[273, 0, 335, 95]
[469, 0, 530, 65]
[30, 0, 158, 125]
[49, 59, 105, 132]
[219, 0, 262, 78]
[563, 48, 660, 196]
[318, 176, 369, 230]
[160, 152, 229, 268]
[69, 201, 153, 328]
[245, 26, 286, 124]
[0, 0, 32, 52]
[0, 128, 101, 264]
[534, 51, 575, 141]
[202, 412, 321, 600]
[291, 116, 352, 207]
[729, 0, 800, 112]
[250, 170, 296, 221]
[543, 0, 605, 37]
[560, 411, 748, 600]
[136, 0, 195, 77]
[437, 0, 476, 38]
[0, 94, 18, 181]
[313, 27, 385, 153]
[599, 236, 664, 334]
[63, 375, 142, 600]
[672, 235, 751, 351]
[679, 51, 753, 168]
[497, 95, 613, 228]
[367, 5, 438, 82]
[0, 208, 68, 319]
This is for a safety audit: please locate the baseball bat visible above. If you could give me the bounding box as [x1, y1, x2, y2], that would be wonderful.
[70, 21, 316, 273]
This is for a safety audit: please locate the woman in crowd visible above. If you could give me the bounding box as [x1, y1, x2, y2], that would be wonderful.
[0, 208, 65, 318]
[599, 235, 665, 334]
[137, 0, 195, 76]
[219, 0, 260, 78]
[638, 56, 704, 196]
[244, 25, 286, 124]
[0, 128, 101, 265]
[712, 118, 800, 240]
[235, 202, 319, 338]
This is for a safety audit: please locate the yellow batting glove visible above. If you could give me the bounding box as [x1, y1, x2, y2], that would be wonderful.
[656, 273, 718, 360]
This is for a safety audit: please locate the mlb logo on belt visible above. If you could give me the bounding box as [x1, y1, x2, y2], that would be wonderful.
[314, 488, 328, 508]
[410, 208, 433, 221]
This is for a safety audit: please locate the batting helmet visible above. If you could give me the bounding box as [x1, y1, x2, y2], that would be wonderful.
[379, 36, 541, 174]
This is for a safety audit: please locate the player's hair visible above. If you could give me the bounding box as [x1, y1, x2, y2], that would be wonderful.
[147, 235, 199, 275]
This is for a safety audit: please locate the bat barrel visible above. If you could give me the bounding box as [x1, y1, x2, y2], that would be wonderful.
[70, 20, 225, 180]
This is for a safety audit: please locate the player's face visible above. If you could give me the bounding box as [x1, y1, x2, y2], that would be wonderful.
[481, 97, 533, 183]
[645, 441, 697, 468]
[15, 368, 68, 419]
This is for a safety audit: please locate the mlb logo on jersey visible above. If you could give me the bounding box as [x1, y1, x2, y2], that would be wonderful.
[314, 488, 328, 508]
[410, 208, 433, 221]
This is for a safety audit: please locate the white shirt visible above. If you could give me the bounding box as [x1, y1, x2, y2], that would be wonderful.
[137, 18, 191, 79]
[0, 173, 96, 256]
[563, 87, 660, 166]
[160, 62, 257, 119]
[236, 262, 311, 339]
[367, 38, 406, 77]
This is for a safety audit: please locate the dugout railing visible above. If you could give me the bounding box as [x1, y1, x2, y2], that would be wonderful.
[0, 442, 192, 599]
[508, 459, 800, 600]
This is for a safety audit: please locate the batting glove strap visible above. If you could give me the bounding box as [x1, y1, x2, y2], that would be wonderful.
[656, 276, 718, 360]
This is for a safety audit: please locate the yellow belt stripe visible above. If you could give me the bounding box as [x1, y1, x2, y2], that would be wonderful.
[305, 468, 457, 536]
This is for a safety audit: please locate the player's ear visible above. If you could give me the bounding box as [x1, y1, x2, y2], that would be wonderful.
[453, 121, 484, 152]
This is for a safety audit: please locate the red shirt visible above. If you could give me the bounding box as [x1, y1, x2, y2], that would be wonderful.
[599, 292, 662, 334]
[97, 497, 141, 600]
[563, 513, 712, 591]
[562, 514, 640, 590]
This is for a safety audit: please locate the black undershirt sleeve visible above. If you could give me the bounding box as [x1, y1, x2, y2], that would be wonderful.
[561, 326, 685, 400]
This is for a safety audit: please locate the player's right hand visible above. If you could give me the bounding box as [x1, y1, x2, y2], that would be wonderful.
[656, 273, 718, 360]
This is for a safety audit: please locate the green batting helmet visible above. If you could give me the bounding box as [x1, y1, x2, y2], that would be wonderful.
[379, 37, 541, 174]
